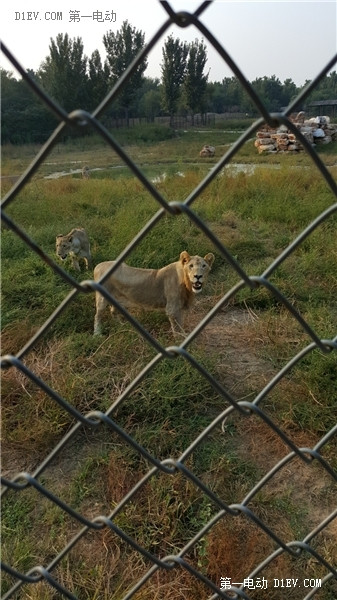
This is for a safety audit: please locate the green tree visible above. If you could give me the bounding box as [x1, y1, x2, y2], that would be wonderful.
[38, 33, 88, 112]
[103, 20, 147, 124]
[1, 69, 56, 143]
[87, 49, 110, 110]
[184, 39, 208, 123]
[281, 78, 298, 106]
[222, 77, 242, 110]
[206, 81, 227, 113]
[138, 78, 161, 121]
[161, 35, 188, 126]
[307, 71, 337, 101]
[250, 75, 284, 112]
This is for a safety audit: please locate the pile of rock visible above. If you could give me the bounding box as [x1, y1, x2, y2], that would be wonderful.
[254, 112, 337, 154]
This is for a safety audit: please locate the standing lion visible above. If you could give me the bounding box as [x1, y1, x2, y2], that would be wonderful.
[93, 250, 215, 335]
[56, 228, 92, 271]
[82, 166, 90, 179]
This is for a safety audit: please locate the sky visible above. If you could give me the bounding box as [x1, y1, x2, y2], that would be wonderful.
[1, 0, 336, 86]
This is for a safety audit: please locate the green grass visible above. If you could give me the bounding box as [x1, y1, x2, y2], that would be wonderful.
[1, 491, 38, 590]
[1, 130, 336, 599]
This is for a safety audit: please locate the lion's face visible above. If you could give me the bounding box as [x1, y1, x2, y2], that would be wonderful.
[181, 251, 215, 294]
[56, 236, 72, 260]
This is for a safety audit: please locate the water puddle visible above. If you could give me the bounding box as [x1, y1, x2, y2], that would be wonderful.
[44, 165, 127, 179]
[44, 166, 112, 179]
[151, 171, 185, 184]
[223, 163, 258, 175]
[41, 161, 317, 181]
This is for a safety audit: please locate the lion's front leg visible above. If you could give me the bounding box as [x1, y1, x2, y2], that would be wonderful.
[169, 319, 187, 338]
[72, 258, 81, 271]
[166, 305, 187, 336]
[69, 252, 81, 271]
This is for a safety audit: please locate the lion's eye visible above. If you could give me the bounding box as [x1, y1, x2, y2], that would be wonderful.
[189, 264, 193, 269]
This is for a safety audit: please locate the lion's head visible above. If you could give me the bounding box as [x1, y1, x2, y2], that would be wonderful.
[180, 250, 215, 294]
[56, 235, 72, 260]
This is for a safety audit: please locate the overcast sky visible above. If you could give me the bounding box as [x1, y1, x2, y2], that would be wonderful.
[1, 0, 336, 85]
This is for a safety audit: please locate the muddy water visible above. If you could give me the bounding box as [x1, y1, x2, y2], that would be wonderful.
[44, 166, 127, 179]
[43, 163, 282, 180]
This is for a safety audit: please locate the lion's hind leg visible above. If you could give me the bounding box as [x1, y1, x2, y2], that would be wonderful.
[94, 291, 109, 335]
[83, 256, 92, 270]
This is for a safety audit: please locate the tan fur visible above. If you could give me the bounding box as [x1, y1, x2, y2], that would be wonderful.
[56, 228, 92, 271]
[93, 250, 215, 335]
[82, 166, 90, 179]
[200, 145, 215, 157]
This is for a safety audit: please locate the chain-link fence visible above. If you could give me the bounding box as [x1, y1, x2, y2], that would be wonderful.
[1, 1, 337, 598]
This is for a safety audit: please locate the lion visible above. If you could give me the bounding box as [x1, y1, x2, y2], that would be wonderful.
[200, 145, 215, 157]
[93, 250, 215, 335]
[56, 228, 92, 271]
[82, 166, 90, 179]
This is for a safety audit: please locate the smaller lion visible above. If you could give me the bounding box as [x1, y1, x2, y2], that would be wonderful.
[200, 145, 215, 157]
[82, 166, 90, 179]
[56, 228, 92, 271]
[93, 250, 215, 335]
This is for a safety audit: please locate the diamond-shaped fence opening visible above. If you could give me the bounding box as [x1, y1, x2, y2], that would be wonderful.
[1, 1, 337, 599]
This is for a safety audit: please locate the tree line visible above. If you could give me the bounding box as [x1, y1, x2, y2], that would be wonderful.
[2, 20, 336, 144]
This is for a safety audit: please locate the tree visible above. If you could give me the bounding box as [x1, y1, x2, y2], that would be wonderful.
[281, 78, 298, 106]
[307, 71, 337, 101]
[1, 68, 56, 143]
[103, 20, 147, 124]
[161, 35, 188, 126]
[38, 33, 88, 112]
[184, 39, 208, 123]
[138, 78, 161, 121]
[87, 50, 110, 110]
[250, 75, 284, 112]
[206, 82, 226, 113]
[222, 77, 242, 110]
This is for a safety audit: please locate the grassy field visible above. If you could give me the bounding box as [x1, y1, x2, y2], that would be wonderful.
[1, 125, 337, 599]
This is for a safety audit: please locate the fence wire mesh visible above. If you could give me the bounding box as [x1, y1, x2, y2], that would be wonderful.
[1, 1, 337, 599]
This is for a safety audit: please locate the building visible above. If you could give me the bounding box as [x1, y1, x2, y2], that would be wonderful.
[305, 99, 337, 119]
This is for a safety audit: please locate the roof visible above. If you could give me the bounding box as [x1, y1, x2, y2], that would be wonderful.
[307, 99, 337, 106]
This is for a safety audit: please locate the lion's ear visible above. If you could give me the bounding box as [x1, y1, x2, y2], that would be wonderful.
[180, 251, 190, 264]
[204, 253, 215, 267]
